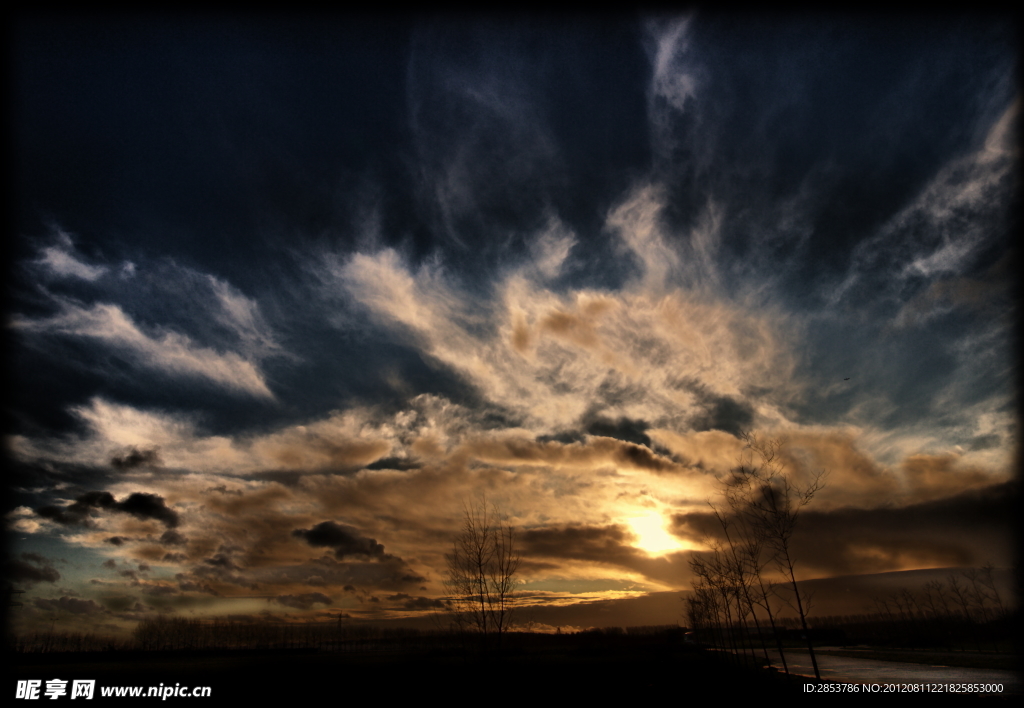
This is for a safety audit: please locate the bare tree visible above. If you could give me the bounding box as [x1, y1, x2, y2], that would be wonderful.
[731, 501, 791, 676]
[731, 434, 827, 680]
[976, 563, 1006, 619]
[443, 500, 521, 652]
[705, 500, 776, 670]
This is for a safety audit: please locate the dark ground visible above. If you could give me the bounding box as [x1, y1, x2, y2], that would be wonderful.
[13, 642, 799, 702]
[14, 638, 1019, 703]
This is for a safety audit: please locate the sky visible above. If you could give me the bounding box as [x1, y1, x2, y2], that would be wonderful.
[5, 11, 1019, 637]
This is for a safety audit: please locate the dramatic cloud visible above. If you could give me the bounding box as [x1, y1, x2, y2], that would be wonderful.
[6, 14, 1015, 635]
[396, 595, 445, 611]
[523, 524, 641, 563]
[160, 530, 187, 546]
[332, 243, 800, 435]
[35, 491, 179, 528]
[8, 554, 61, 585]
[522, 524, 689, 586]
[13, 301, 274, 399]
[110, 447, 161, 470]
[272, 593, 333, 610]
[673, 481, 1015, 578]
[35, 232, 108, 281]
[116, 493, 180, 528]
[293, 522, 388, 560]
[33, 596, 105, 615]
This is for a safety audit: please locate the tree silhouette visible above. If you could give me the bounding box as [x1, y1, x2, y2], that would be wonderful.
[732, 434, 826, 680]
[443, 500, 521, 652]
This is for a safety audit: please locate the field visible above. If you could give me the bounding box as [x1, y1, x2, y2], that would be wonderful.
[13, 631, 802, 701]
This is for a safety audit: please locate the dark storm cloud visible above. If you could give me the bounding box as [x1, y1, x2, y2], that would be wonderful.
[21, 552, 60, 565]
[8, 460, 115, 497]
[36, 491, 114, 526]
[967, 434, 1001, 452]
[272, 593, 333, 610]
[8, 554, 61, 585]
[674, 378, 755, 437]
[464, 436, 686, 475]
[522, 524, 638, 563]
[110, 446, 161, 470]
[688, 393, 754, 437]
[99, 595, 148, 613]
[293, 521, 387, 560]
[35, 490, 179, 528]
[119, 569, 140, 582]
[33, 596, 105, 615]
[607, 441, 680, 474]
[535, 430, 586, 445]
[673, 481, 1015, 577]
[9, 561, 61, 584]
[203, 554, 240, 570]
[583, 416, 652, 448]
[365, 456, 423, 471]
[768, 567, 1017, 619]
[188, 562, 256, 591]
[175, 575, 219, 595]
[117, 493, 180, 527]
[374, 593, 443, 610]
[399, 595, 445, 610]
[791, 482, 1015, 574]
[160, 530, 187, 546]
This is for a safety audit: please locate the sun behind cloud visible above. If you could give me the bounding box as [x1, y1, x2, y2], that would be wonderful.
[625, 510, 689, 556]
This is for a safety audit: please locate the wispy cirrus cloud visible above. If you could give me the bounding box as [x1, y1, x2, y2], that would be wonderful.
[329, 216, 800, 438]
[206, 275, 284, 362]
[15, 230, 286, 402]
[8, 397, 395, 475]
[645, 16, 700, 164]
[34, 231, 109, 281]
[835, 100, 1018, 305]
[13, 300, 274, 399]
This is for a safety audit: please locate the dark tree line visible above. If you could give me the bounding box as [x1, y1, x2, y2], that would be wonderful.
[130, 616, 440, 653]
[860, 564, 1012, 651]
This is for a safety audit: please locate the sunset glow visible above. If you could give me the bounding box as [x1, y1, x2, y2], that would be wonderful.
[626, 511, 687, 556]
